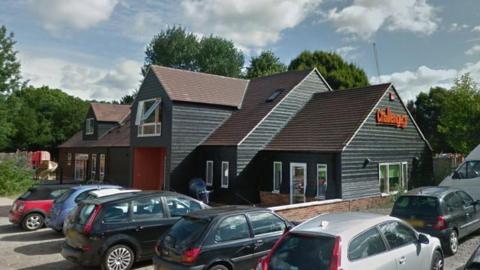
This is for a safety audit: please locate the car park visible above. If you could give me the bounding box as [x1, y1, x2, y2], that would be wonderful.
[256, 212, 443, 270]
[61, 191, 209, 270]
[153, 206, 293, 270]
[46, 184, 121, 232]
[465, 244, 480, 270]
[9, 184, 73, 231]
[391, 186, 480, 255]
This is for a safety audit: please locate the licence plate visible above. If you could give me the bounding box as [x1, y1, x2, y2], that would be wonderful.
[408, 219, 425, 228]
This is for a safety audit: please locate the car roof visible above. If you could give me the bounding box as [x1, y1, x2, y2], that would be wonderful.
[83, 190, 187, 204]
[187, 205, 269, 219]
[292, 212, 396, 237]
[89, 188, 140, 197]
[30, 184, 75, 190]
[404, 186, 460, 198]
[70, 184, 121, 191]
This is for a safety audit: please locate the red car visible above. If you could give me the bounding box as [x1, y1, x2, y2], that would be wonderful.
[9, 184, 72, 231]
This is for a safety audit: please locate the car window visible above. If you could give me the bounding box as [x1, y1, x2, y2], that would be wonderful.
[54, 189, 74, 203]
[444, 193, 464, 213]
[164, 217, 210, 249]
[166, 196, 201, 217]
[246, 212, 286, 236]
[348, 227, 387, 261]
[392, 196, 440, 216]
[132, 197, 164, 220]
[213, 215, 250, 243]
[378, 222, 417, 249]
[74, 190, 92, 203]
[103, 202, 129, 223]
[457, 191, 475, 206]
[456, 161, 480, 179]
[77, 204, 96, 225]
[49, 189, 69, 200]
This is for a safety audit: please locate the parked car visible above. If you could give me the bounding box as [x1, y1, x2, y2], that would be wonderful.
[256, 212, 443, 270]
[391, 186, 480, 255]
[441, 144, 480, 200]
[153, 206, 293, 270]
[9, 184, 73, 231]
[61, 191, 208, 270]
[46, 184, 121, 232]
[465, 244, 480, 270]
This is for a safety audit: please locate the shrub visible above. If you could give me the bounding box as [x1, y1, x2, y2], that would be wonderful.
[0, 159, 33, 196]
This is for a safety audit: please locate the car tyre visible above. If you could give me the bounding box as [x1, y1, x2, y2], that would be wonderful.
[22, 213, 44, 231]
[209, 264, 230, 270]
[445, 230, 458, 255]
[431, 250, 443, 270]
[102, 244, 135, 270]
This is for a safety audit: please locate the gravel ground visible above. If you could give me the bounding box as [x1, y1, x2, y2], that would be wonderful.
[0, 197, 151, 270]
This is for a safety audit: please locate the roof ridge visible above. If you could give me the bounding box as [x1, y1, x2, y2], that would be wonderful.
[151, 64, 248, 82]
[248, 69, 314, 81]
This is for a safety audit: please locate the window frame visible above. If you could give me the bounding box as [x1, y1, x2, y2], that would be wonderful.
[221, 161, 229, 188]
[206, 160, 213, 186]
[101, 202, 131, 224]
[137, 98, 162, 137]
[91, 154, 97, 180]
[246, 211, 286, 237]
[99, 154, 106, 181]
[212, 214, 251, 244]
[316, 164, 328, 199]
[85, 118, 94, 135]
[379, 162, 408, 194]
[272, 161, 282, 193]
[347, 226, 388, 262]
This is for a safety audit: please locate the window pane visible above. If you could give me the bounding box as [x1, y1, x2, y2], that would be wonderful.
[445, 193, 464, 213]
[348, 228, 387, 260]
[247, 212, 285, 236]
[379, 222, 416, 249]
[466, 161, 480, 179]
[214, 215, 249, 243]
[103, 202, 129, 223]
[206, 161, 213, 186]
[221, 162, 229, 188]
[317, 164, 327, 199]
[273, 162, 282, 191]
[99, 154, 105, 180]
[166, 196, 201, 217]
[379, 165, 388, 193]
[389, 164, 400, 192]
[457, 191, 474, 205]
[132, 197, 164, 220]
[401, 163, 408, 188]
[74, 191, 91, 203]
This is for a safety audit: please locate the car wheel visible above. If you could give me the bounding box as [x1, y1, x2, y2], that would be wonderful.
[102, 244, 135, 270]
[22, 213, 44, 231]
[209, 264, 229, 270]
[445, 230, 458, 255]
[431, 250, 443, 270]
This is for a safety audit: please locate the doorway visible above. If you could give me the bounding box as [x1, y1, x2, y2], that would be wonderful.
[133, 147, 166, 190]
[74, 154, 89, 181]
[290, 163, 307, 204]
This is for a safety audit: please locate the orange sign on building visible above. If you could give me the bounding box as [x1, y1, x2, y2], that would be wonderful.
[376, 107, 408, 128]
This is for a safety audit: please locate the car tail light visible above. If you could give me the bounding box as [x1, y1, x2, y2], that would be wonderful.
[256, 232, 290, 270]
[329, 236, 342, 270]
[83, 205, 102, 235]
[433, 216, 447, 230]
[181, 247, 201, 264]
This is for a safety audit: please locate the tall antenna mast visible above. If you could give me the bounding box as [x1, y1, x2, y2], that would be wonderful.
[373, 42, 381, 81]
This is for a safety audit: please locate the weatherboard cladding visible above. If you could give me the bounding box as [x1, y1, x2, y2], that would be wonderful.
[341, 86, 428, 199]
[236, 71, 330, 174]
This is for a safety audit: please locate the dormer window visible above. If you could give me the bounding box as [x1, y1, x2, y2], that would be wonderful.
[85, 118, 94, 135]
[136, 98, 162, 137]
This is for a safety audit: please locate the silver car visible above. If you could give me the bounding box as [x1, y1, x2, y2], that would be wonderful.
[257, 212, 443, 270]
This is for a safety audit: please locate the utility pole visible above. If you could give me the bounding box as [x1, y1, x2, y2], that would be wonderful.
[373, 42, 381, 82]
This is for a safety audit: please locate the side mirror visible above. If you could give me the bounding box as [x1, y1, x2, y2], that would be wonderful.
[418, 233, 429, 245]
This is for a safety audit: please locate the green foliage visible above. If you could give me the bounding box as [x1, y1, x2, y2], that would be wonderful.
[197, 36, 244, 78]
[0, 25, 22, 93]
[119, 90, 137, 105]
[288, 50, 369, 90]
[245, 50, 287, 79]
[0, 95, 14, 149]
[0, 159, 33, 196]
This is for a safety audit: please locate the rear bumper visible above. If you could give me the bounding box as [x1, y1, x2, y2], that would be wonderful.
[152, 255, 204, 270]
[61, 242, 101, 266]
[9, 211, 22, 224]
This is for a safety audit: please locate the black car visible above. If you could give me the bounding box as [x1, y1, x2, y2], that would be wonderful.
[391, 186, 480, 255]
[153, 206, 293, 270]
[465, 244, 480, 270]
[61, 191, 209, 270]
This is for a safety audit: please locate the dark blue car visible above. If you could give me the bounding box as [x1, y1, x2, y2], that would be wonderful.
[46, 184, 121, 232]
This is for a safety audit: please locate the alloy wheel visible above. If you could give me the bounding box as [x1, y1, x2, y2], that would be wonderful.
[24, 214, 43, 230]
[432, 252, 443, 270]
[449, 231, 458, 254]
[106, 246, 133, 270]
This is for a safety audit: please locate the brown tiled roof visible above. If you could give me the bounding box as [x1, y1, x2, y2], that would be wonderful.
[91, 103, 130, 123]
[150, 65, 248, 108]
[59, 116, 131, 148]
[203, 69, 314, 146]
[266, 83, 392, 152]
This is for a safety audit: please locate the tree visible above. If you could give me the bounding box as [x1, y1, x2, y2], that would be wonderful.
[288, 50, 369, 90]
[118, 90, 137, 105]
[0, 95, 14, 149]
[438, 74, 480, 154]
[245, 50, 287, 79]
[0, 25, 22, 94]
[197, 36, 244, 78]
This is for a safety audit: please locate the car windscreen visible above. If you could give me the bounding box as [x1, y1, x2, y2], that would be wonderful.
[163, 217, 209, 249]
[76, 204, 96, 225]
[268, 233, 335, 270]
[392, 196, 441, 216]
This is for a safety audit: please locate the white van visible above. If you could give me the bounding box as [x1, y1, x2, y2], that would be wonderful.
[440, 145, 480, 199]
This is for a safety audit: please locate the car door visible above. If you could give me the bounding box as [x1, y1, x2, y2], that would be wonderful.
[444, 193, 468, 238]
[204, 214, 254, 270]
[246, 211, 286, 260]
[347, 227, 396, 270]
[130, 196, 172, 258]
[457, 191, 480, 234]
[378, 221, 427, 270]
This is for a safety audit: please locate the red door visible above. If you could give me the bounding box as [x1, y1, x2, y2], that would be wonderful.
[133, 148, 165, 190]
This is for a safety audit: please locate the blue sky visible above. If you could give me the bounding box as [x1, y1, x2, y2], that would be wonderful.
[1, 0, 480, 101]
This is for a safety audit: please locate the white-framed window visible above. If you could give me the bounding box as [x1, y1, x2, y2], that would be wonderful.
[136, 98, 162, 137]
[206, 160, 213, 186]
[273, 161, 282, 193]
[221, 161, 229, 188]
[99, 154, 106, 181]
[85, 118, 94, 135]
[91, 154, 97, 180]
[316, 164, 327, 199]
[379, 162, 408, 194]
[67, 153, 72, 166]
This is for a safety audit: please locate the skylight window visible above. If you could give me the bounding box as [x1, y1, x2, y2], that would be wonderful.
[265, 88, 285, 103]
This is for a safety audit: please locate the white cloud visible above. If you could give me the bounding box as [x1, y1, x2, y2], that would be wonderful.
[327, 0, 438, 39]
[122, 11, 166, 43]
[335, 46, 357, 59]
[180, 0, 322, 50]
[448, 23, 469, 32]
[26, 0, 119, 34]
[19, 52, 142, 100]
[472, 25, 480, 32]
[466, 45, 480, 55]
